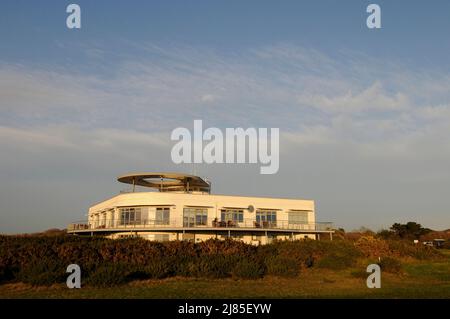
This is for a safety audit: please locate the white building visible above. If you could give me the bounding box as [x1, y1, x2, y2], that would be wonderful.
[68, 172, 333, 244]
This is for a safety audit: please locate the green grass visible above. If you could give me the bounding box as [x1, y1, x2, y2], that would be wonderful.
[403, 261, 450, 282]
[1, 253, 449, 299]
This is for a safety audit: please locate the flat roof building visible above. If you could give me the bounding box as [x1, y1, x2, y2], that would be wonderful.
[68, 172, 334, 244]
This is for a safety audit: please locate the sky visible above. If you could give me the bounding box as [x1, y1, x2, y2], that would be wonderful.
[1, 0, 450, 233]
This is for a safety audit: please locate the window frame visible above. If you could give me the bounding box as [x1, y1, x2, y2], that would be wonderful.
[288, 210, 310, 225]
[183, 207, 208, 227]
[155, 207, 170, 225]
[256, 210, 277, 226]
[119, 207, 142, 225]
[220, 209, 244, 223]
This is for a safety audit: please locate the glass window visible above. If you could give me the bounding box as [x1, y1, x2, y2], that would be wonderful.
[183, 207, 208, 227]
[99, 213, 106, 226]
[155, 207, 170, 225]
[256, 210, 277, 226]
[220, 209, 243, 223]
[288, 211, 309, 224]
[119, 207, 141, 225]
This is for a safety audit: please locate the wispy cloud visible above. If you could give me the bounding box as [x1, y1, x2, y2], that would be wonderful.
[2, 44, 449, 132]
[1, 43, 450, 232]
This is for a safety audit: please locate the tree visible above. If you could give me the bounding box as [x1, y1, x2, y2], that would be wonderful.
[389, 222, 432, 239]
[376, 229, 394, 240]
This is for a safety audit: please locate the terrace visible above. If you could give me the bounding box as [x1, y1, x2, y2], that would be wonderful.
[67, 218, 333, 234]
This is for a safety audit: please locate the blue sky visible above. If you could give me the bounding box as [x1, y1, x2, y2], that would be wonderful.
[1, 1, 450, 233]
[3, 1, 450, 69]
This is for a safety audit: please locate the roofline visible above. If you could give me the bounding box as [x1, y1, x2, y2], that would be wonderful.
[88, 191, 315, 209]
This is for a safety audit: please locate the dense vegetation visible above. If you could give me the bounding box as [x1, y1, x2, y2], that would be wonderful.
[0, 234, 443, 287]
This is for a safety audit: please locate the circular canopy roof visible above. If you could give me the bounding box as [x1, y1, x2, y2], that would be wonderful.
[117, 172, 210, 193]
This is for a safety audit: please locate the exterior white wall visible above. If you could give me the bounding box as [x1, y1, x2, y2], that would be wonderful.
[84, 191, 320, 244]
[88, 191, 315, 226]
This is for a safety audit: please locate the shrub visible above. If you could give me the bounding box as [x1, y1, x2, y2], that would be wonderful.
[16, 258, 66, 286]
[314, 242, 362, 270]
[171, 258, 196, 277]
[388, 240, 442, 260]
[315, 247, 361, 270]
[232, 259, 265, 279]
[265, 256, 299, 277]
[198, 239, 257, 257]
[355, 236, 390, 258]
[316, 255, 355, 270]
[191, 254, 240, 278]
[125, 269, 150, 281]
[0, 265, 15, 284]
[264, 241, 316, 269]
[143, 259, 172, 279]
[2, 235, 436, 287]
[350, 269, 368, 279]
[378, 257, 402, 274]
[86, 264, 129, 287]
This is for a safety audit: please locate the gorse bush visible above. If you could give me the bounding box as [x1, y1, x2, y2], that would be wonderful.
[387, 240, 443, 260]
[0, 235, 444, 286]
[350, 269, 369, 279]
[232, 259, 265, 279]
[0, 265, 15, 284]
[378, 257, 403, 274]
[16, 258, 66, 286]
[316, 255, 354, 270]
[86, 263, 129, 287]
[314, 242, 361, 270]
[265, 256, 299, 277]
[142, 259, 172, 279]
[355, 236, 390, 258]
[194, 254, 239, 278]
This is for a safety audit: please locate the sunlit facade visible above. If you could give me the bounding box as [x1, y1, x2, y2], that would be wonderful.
[68, 173, 334, 244]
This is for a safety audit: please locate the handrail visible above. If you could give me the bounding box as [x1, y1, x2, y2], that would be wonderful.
[67, 218, 333, 232]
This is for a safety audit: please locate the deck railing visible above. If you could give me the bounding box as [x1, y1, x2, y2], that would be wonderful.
[68, 218, 333, 232]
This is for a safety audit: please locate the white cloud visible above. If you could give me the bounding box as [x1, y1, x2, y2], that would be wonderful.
[1, 45, 447, 134]
[0, 125, 169, 156]
[200, 94, 217, 103]
[297, 82, 410, 114]
[0, 65, 109, 115]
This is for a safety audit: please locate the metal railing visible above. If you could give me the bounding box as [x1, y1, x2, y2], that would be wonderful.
[68, 218, 333, 232]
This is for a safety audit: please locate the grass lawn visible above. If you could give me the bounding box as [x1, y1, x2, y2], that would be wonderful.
[1, 253, 449, 299]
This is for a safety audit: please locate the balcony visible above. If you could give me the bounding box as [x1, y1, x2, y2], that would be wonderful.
[67, 218, 333, 233]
